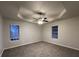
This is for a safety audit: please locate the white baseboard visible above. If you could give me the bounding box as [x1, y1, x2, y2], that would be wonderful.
[4, 40, 41, 50]
[44, 40, 79, 51]
[0, 49, 4, 57]
[1, 40, 41, 56]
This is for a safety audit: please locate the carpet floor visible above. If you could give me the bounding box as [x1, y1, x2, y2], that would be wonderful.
[2, 41, 79, 57]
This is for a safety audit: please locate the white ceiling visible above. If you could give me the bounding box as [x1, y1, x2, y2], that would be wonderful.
[18, 1, 65, 24]
[0, 1, 79, 24]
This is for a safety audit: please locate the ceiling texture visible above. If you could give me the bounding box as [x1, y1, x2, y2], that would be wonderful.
[0, 1, 79, 25]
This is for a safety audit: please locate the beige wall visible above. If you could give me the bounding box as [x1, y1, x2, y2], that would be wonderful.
[3, 16, 79, 51]
[3, 19, 42, 49]
[0, 15, 3, 56]
[43, 16, 79, 50]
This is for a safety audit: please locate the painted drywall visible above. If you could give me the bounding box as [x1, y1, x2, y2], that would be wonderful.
[3, 19, 42, 49]
[43, 16, 79, 50]
[0, 15, 4, 56]
[3, 16, 79, 51]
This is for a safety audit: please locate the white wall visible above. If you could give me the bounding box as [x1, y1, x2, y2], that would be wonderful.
[0, 15, 3, 56]
[3, 16, 79, 51]
[3, 19, 42, 49]
[43, 16, 79, 50]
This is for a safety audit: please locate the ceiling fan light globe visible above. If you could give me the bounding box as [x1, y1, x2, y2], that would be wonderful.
[37, 20, 43, 25]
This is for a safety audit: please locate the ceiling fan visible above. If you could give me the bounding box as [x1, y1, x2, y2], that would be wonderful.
[32, 11, 48, 23]
[18, 7, 66, 25]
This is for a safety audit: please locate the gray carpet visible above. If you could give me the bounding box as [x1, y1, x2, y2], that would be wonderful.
[2, 41, 79, 57]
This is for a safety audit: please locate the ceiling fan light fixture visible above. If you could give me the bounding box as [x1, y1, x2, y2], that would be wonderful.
[37, 20, 43, 25]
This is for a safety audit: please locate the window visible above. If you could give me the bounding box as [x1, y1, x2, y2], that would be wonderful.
[52, 25, 58, 39]
[10, 24, 19, 41]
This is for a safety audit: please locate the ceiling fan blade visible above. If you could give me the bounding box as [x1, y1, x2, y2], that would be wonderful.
[43, 19, 48, 22]
[33, 18, 38, 20]
[33, 10, 45, 15]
